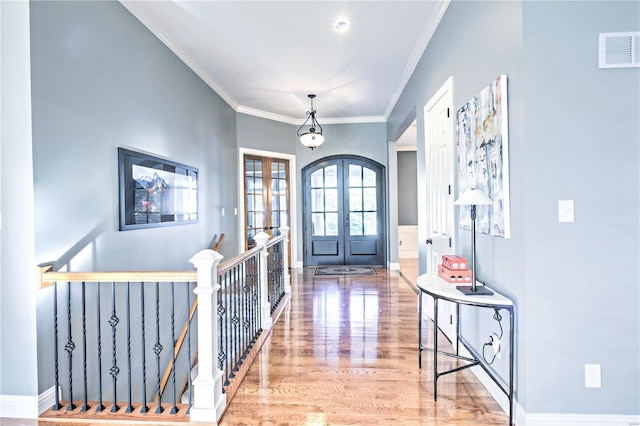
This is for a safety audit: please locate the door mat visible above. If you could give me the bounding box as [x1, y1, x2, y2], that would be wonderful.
[315, 266, 376, 275]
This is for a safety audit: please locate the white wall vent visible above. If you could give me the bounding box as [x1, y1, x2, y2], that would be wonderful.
[599, 32, 640, 69]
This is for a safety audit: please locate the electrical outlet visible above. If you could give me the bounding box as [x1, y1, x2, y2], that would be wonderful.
[490, 333, 501, 359]
[585, 364, 601, 388]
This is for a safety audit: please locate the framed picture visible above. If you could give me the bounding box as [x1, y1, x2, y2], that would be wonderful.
[456, 75, 510, 238]
[118, 148, 198, 231]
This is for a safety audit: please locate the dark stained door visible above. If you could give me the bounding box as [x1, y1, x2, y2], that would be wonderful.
[303, 156, 385, 266]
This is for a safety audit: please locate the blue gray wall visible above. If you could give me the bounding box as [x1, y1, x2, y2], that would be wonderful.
[29, 0, 238, 394]
[388, 0, 639, 417]
[397, 151, 418, 225]
[0, 0, 39, 405]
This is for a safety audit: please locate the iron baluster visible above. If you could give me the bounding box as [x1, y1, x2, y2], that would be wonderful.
[65, 281, 76, 411]
[227, 271, 235, 379]
[81, 282, 89, 412]
[154, 281, 163, 414]
[140, 282, 148, 413]
[52, 281, 61, 411]
[186, 282, 193, 413]
[169, 282, 178, 414]
[125, 282, 133, 413]
[218, 273, 228, 389]
[95, 284, 104, 412]
[109, 282, 119, 412]
[233, 266, 241, 370]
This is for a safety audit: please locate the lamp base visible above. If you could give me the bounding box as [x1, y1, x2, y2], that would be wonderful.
[456, 285, 494, 296]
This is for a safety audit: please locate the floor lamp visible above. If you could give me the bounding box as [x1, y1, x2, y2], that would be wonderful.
[454, 188, 494, 296]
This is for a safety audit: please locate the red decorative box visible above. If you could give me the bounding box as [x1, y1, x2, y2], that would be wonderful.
[442, 254, 468, 270]
[438, 264, 472, 283]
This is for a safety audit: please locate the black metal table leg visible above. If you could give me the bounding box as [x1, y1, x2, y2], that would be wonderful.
[434, 296, 438, 401]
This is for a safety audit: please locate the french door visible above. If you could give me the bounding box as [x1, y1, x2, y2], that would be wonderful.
[244, 155, 290, 250]
[303, 156, 385, 266]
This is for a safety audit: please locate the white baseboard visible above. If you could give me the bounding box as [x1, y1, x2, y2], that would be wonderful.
[524, 413, 640, 425]
[0, 386, 60, 419]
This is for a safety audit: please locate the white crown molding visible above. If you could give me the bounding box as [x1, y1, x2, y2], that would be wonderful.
[237, 107, 386, 126]
[383, 0, 452, 120]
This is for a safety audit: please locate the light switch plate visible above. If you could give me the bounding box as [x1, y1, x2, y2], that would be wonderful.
[558, 200, 574, 223]
[585, 364, 601, 388]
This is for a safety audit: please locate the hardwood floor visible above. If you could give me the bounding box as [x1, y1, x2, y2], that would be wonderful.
[7, 264, 507, 425]
[218, 266, 506, 425]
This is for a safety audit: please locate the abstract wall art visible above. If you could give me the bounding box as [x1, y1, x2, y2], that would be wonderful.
[456, 75, 511, 238]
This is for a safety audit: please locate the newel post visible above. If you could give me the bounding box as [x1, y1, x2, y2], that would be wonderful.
[253, 231, 273, 331]
[189, 249, 225, 423]
[280, 226, 291, 294]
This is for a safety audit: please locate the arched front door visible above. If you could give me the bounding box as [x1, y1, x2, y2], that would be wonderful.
[303, 156, 385, 266]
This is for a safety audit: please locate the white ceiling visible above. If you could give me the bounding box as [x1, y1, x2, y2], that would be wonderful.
[120, 1, 449, 126]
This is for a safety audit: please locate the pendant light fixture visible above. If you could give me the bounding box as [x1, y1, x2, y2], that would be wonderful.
[297, 94, 325, 150]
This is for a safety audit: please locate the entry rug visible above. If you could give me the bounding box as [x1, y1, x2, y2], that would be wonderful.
[315, 265, 376, 275]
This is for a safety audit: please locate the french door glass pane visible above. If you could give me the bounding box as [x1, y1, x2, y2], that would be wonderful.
[280, 211, 288, 227]
[272, 195, 280, 210]
[311, 189, 323, 211]
[364, 212, 377, 235]
[254, 161, 262, 177]
[255, 195, 263, 211]
[255, 178, 263, 193]
[311, 169, 323, 187]
[247, 212, 254, 228]
[325, 188, 338, 211]
[255, 212, 264, 229]
[350, 212, 363, 235]
[349, 164, 362, 187]
[363, 188, 377, 211]
[246, 194, 254, 210]
[312, 213, 325, 236]
[363, 167, 376, 186]
[349, 188, 362, 211]
[326, 213, 339, 236]
[272, 211, 280, 227]
[325, 165, 338, 187]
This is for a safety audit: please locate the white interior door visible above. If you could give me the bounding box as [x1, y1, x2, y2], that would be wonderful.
[424, 77, 457, 343]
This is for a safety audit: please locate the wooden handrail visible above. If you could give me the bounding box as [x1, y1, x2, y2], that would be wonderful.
[38, 265, 197, 289]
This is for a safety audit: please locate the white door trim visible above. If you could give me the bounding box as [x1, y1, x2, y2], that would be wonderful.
[238, 148, 298, 267]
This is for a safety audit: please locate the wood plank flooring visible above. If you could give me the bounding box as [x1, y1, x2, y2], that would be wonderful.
[6, 263, 507, 425]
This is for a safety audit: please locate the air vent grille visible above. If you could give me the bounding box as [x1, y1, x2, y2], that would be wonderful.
[599, 32, 640, 68]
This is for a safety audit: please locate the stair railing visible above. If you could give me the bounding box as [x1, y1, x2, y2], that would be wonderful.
[38, 226, 290, 422]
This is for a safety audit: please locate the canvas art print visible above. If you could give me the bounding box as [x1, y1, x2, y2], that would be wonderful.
[456, 75, 511, 238]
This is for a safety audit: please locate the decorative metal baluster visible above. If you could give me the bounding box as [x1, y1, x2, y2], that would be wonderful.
[186, 282, 193, 412]
[245, 264, 251, 352]
[81, 282, 89, 412]
[257, 255, 263, 331]
[125, 282, 133, 413]
[227, 271, 235, 380]
[52, 281, 61, 411]
[109, 282, 119, 412]
[66, 282, 76, 411]
[239, 265, 246, 362]
[95, 284, 104, 412]
[154, 281, 164, 414]
[140, 282, 148, 414]
[169, 282, 178, 414]
[233, 266, 241, 371]
[218, 274, 228, 390]
[242, 266, 250, 358]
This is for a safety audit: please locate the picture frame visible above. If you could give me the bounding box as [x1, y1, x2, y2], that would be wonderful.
[456, 74, 511, 238]
[118, 148, 198, 231]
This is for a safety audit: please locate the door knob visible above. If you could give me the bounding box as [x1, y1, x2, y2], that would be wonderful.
[426, 239, 433, 245]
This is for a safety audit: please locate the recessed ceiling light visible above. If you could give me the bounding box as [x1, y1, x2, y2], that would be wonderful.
[334, 18, 350, 32]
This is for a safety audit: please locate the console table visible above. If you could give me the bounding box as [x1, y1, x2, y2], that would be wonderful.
[417, 273, 516, 426]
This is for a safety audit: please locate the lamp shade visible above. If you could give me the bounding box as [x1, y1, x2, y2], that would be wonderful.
[454, 188, 493, 206]
[299, 131, 325, 149]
